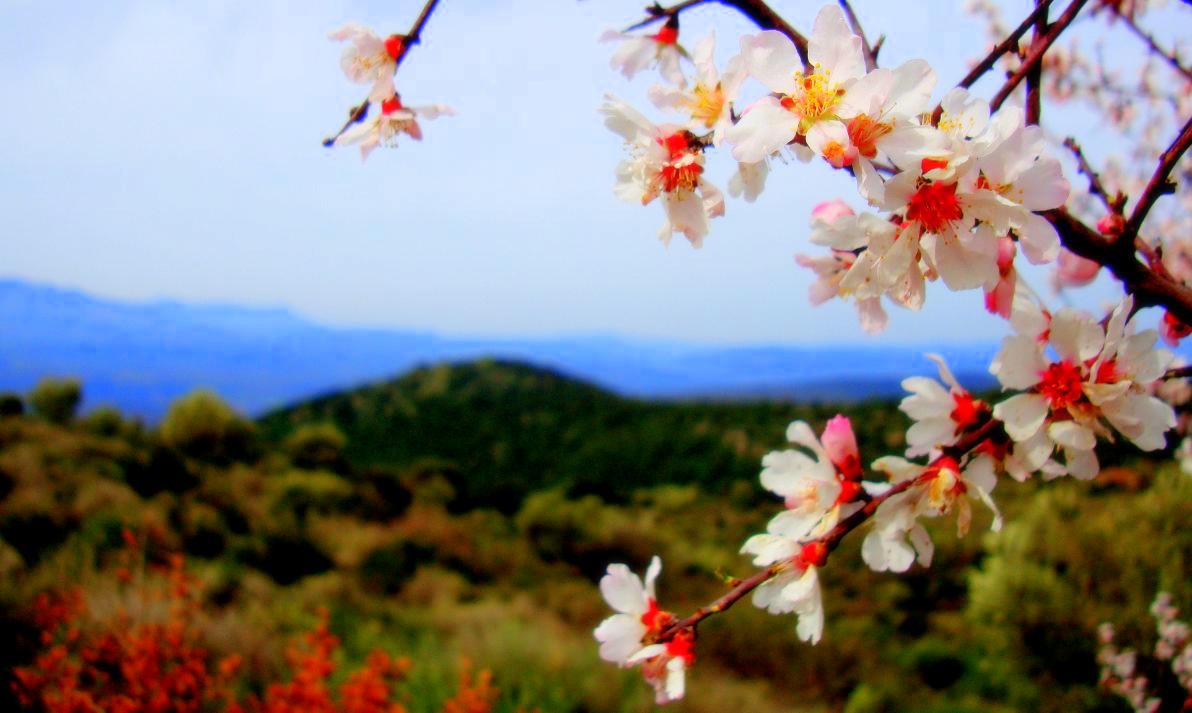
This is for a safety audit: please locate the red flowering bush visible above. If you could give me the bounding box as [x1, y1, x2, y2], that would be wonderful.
[11, 532, 498, 713]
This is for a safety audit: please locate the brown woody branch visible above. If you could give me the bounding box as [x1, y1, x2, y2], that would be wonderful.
[1024, 1, 1049, 125]
[1046, 208, 1192, 324]
[1121, 113, 1192, 246]
[931, 1, 1053, 124]
[956, 1, 1053, 91]
[1062, 137, 1122, 213]
[322, 0, 442, 147]
[623, 0, 809, 65]
[990, 0, 1089, 112]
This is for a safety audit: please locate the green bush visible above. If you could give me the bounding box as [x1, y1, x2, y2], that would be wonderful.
[284, 422, 348, 471]
[159, 390, 256, 462]
[81, 406, 125, 437]
[28, 377, 81, 424]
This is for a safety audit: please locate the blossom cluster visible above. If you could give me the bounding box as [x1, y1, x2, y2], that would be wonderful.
[326, 23, 453, 160]
[590, 3, 1186, 705]
[600, 5, 1072, 335]
[1097, 591, 1192, 713]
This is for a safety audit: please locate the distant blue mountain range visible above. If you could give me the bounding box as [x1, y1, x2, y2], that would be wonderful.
[0, 278, 1004, 420]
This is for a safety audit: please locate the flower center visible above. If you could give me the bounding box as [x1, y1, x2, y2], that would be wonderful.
[655, 133, 703, 194]
[799, 541, 828, 568]
[381, 96, 403, 115]
[686, 83, 725, 129]
[384, 35, 404, 60]
[949, 392, 985, 435]
[926, 458, 964, 510]
[846, 115, 892, 159]
[906, 181, 964, 234]
[653, 25, 678, 45]
[1037, 361, 1085, 409]
[821, 141, 855, 168]
[640, 599, 672, 632]
[779, 69, 842, 133]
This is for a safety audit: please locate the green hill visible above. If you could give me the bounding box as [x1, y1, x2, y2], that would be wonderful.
[258, 359, 913, 510]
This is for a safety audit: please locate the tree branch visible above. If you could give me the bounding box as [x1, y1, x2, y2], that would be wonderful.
[322, 0, 443, 147]
[1121, 113, 1192, 245]
[956, 1, 1053, 91]
[1113, 9, 1192, 82]
[1024, 0, 1049, 125]
[1046, 208, 1192, 324]
[1062, 137, 1120, 213]
[989, 0, 1089, 112]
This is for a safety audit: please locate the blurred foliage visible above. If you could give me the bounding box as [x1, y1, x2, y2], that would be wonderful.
[27, 378, 80, 425]
[160, 389, 258, 463]
[0, 362, 1186, 712]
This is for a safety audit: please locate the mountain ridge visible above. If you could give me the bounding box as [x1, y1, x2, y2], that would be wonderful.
[0, 277, 1002, 419]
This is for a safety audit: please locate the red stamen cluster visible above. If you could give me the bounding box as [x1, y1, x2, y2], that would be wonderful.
[799, 541, 829, 568]
[640, 598, 675, 633]
[950, 391, 989, 435]
[1036, 360, 1086, 409]
[656, 133, 703, 194]
[906, 180, 964, 234]
[383, 35, 404, 60]
[653, 24, 678, 45]
[381, 96, 404, 115]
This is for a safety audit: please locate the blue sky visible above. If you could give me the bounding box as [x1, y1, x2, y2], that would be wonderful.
[0, 0, 1184, 345]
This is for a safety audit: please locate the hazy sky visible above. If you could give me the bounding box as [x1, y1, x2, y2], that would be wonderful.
[0, 0, 1182, 344]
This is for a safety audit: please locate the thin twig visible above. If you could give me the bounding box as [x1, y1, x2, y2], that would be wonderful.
[322, 0, 443, 147]
[623, 0, 809, 65]
[1062, 137, 1118, 212]
[1163, 365, 1192, 381]
[957, 1, 1053, 90]
[1121, 112, 1192, 245]
[1113, 10, 1192, 82]
[990, 0, 1090, 112]
[930, 1, 1053, 124]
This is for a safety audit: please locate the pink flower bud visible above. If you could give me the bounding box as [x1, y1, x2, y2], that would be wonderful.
[1054, 248, 1100, 288]
[821, 415, 861, 480]
[810, 199, 854, 227]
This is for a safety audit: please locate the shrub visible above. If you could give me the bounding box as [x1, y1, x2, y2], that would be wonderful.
[284, 422, 348, 471]
[159, 390, 257, 463]
[27, 377, 81, 424]
[80, 405, 124, 437]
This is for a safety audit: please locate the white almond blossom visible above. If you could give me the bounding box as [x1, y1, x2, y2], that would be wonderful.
[649, 32, 745, 146]
[594, 556, 694, 705]
[334, 96, 453, 161]
[965, 122, 1069, 265]
[990, 295, 1177, 480]
[602, 95, 725, 246]
[862, 455, 1001, 573]
[806, 207, 926, 332]
[740, 534, 826, 644]
[805, 59, 939, 203]
[328, 23, 402, 103]
[901, 353, 990, 457]
[601, 19, 687, 86]
[726, 6, 866, 163]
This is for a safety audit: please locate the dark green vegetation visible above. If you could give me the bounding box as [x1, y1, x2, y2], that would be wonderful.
[2, 360, 1189, 712]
